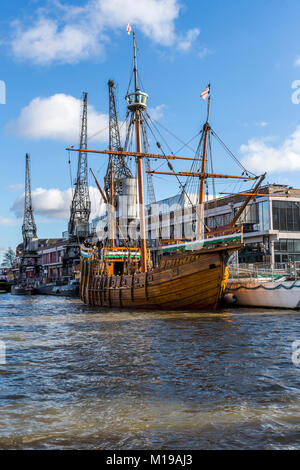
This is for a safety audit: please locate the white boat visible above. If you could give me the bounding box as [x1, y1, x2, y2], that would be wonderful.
[225, 277, 300, 309]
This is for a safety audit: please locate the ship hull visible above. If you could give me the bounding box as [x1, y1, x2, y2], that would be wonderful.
[226, 279, 300, 309]
[0, 280, 9, 293]
[36, 282, 79, 297]
[80, 245, 240, 311]
[11, 285, 37, 296]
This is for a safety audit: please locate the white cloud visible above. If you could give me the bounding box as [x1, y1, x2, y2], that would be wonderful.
[255, 121, 269, 127]
[11, 186, 106, 221]
[294, 56, 300, 67]
[6, 93, 109, 142]
[198, 46, 212, 59]
[10, 0, 199, 65]
[177, 28, 200, 52]
[6, 183, 24, 191]
[99, 0, 180, 46]
[11, 17, 102, 65]
[241, 125, 300, 173]
[148, 104, 166, 121]
[0, 216, 17, 226]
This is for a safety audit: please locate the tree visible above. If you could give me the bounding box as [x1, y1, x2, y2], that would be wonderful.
[1, 248, 16, 268]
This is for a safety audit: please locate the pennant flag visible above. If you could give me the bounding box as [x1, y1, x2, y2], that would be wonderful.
[127, 23, 132, 35]
[200, 84, 210, 101]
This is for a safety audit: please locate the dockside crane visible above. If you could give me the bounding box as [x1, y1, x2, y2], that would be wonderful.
[17, 153, 40, 282]
[104, 80, 132, 199]
[22, 153, 37, 251]
[68, 92, 91, 239]
[63, 93, 91, 281]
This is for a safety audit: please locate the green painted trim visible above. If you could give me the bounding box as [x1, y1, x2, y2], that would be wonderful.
[162, 234, 241, 253]
[104, 254, 141, 259]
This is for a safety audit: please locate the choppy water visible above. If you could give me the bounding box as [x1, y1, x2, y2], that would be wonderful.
[0, 293, 299, 449]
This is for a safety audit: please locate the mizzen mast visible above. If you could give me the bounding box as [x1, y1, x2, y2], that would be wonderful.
[197, 94, 211, 239]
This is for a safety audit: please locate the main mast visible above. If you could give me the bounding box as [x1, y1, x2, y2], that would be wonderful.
[125, 31, 149, 272]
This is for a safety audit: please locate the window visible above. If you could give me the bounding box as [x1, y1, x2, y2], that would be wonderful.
[280, 240, 287, 251]
[207, 213, 232, 229]
[237, 201, 270, 232]
[239, 203, 258, 224]
[287, 240, 294, 253]
[274, 238, 300, 262]
[272, 201, 300, 231]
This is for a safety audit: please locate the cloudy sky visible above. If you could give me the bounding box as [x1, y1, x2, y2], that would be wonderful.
[1, 0, 300, 257]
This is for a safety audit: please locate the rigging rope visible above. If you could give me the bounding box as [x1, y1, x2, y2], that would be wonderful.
[142, 113, 194, 206]
[67, 150, 74, 198]
[153, 118, 200, 155]
[211, 129, 257, 177]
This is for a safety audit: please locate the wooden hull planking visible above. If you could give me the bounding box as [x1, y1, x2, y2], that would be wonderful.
[80, 244, 240, 311]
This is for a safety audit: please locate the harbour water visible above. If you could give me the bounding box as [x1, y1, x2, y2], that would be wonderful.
[0, 293, 299, 449]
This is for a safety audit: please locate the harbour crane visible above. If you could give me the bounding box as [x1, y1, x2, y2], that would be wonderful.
[104, 79, 132, 199]
[17, 153, 40, 283]
[22, 153, 37, 251]
[68, 92, 91, 239]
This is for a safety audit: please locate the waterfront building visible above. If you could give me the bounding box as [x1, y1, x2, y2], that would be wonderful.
[12, 184, 300, 281]
[144, 184, 300, 267]
[12, 238, 81, 283]
[38, 239, 67, 282]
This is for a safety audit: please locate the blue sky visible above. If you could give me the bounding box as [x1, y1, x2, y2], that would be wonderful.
[1, 0, 300, 257]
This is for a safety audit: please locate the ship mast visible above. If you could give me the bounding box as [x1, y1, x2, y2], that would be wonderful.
[125, 31, 148, 272]
[197, 95, 211, 239]
[110, 158, 115, 248]
[67, 42, 264, 251]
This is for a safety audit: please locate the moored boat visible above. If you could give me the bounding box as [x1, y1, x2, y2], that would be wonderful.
[11, 284, 37, 296]
[68, 30, 267, 311]
[225, 276, 300, 309]
[81, 236, 241, 310]
[0, 277, 9, 293]
[36, 280, 79, 297]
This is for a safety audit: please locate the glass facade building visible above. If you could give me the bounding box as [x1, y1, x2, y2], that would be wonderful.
[239, 200, 270, 232]
[274, 239, 300, 263]
[272, 201, 300, 232]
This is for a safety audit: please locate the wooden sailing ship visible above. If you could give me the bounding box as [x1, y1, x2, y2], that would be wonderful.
[67, 31, 265, 311]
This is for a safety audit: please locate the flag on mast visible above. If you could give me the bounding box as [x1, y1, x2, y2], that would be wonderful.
[200, 84, 210, 101]
[127, 23, 132, 35]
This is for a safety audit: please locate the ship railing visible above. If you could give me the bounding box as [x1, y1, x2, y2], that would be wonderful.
[229, 262, 296, 281]
[160, 226, 243, 247]
[204, 225, 243, 240]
